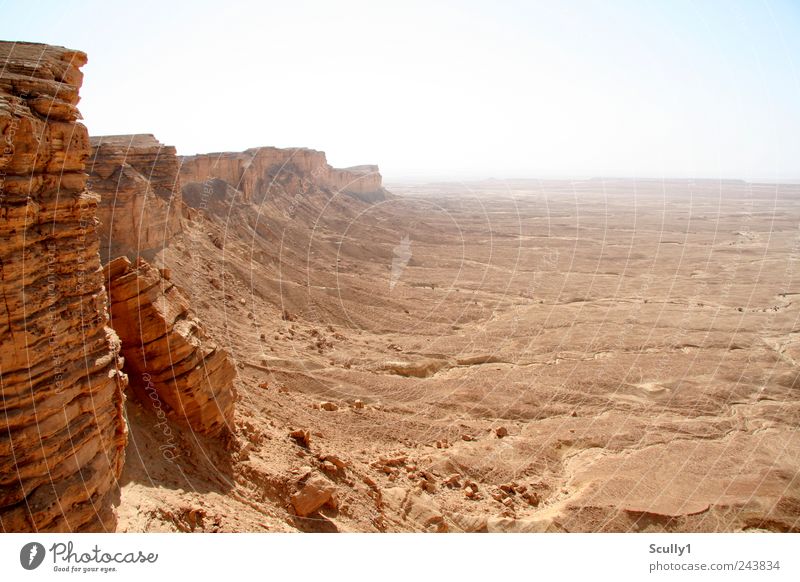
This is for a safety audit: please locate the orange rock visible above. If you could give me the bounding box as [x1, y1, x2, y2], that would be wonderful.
[180, 148, 387, 206]
[290, 475, 337, 517]
[444, 474, 462, 488]
[89, 134, 183, 264]
[0, 41, 128, 532]
[290, 429, 311, 448]
[319, 454, 349, 469]
[105, 257, 237, 436]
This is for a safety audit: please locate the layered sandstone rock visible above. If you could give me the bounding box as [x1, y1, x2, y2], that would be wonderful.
[179, 147, 387, 204]
[89, 134, 183, 263]
[327, 164, 386, 202]
[105, 257, 236, 437]
[0, 42, 128, 532]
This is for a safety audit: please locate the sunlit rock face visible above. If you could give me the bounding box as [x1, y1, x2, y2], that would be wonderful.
[105, 256, 237, 438]
[0, 41, 128, 532]
[89, 134, 183, 264]
[179, 147, 387, 205]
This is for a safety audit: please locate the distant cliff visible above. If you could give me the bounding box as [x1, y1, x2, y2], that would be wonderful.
[1, 39, 394, 533]
[179, 147, 388, 204]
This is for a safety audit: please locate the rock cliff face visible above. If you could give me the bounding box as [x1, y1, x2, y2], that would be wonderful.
[105, 257, 237, 437]
[328, 164, 386, 202]
[0, 42, 128, 532]
[89, 134, 183, 263]
[179, 147, 387, 204]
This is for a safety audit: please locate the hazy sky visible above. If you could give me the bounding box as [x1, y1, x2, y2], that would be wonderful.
[2, 0, 799, 180]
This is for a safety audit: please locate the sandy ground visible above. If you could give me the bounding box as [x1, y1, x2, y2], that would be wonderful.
[116, 178, 800, 532]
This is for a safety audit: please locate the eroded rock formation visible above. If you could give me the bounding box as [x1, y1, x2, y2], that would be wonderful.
[105, 257, 236, 437]
[179, 147, 387, 204]
[0, 42, 128, 532]
[89, 134, 183, 263]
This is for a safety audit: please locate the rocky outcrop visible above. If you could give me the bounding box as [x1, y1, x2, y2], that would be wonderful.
[0, 42, 128, 532]
[327, 164, 386, 202]
[105, 257, 236, 436]
[89, 134, 183, 263]
[290, 471, 338, 517]
[179, 147, 387, 204]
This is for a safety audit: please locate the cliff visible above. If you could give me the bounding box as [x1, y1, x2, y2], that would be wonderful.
[0, 42, 128, 532]
[89, 134, 183, 263]
[179, 147, 387, 204]
[105, 257, 237, 437]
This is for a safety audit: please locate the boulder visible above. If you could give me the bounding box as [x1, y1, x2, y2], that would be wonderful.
[291, 475, 338, 517]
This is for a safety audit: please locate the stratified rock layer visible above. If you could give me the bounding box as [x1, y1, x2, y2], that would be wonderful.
[105, 257, 236, 437]
[0, 41, 128, 532]
[179, 147, 387, 204]
[89, 134, 183, 263]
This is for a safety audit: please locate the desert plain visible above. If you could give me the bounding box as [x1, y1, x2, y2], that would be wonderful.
[116, 177, 800, 532]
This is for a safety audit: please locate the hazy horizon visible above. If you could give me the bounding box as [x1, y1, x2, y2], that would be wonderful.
[2, 0, 799, 182]
[385, 174, 800, 185]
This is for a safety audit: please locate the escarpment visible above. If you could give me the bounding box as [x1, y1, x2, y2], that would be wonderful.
[0, 42, 128, 532]
[179, 147, 388, 205]
[89, 134, 183, 263]
[105, 257, 237, 437]
[5, 38, 798, 536]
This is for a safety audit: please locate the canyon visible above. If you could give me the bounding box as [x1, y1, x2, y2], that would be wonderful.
[2, 41, 799, 533]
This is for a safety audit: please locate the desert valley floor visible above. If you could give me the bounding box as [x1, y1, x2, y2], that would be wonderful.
[116, 178, 800, 532]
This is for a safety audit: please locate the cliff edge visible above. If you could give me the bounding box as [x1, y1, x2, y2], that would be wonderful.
[0, 41, 128, 532]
